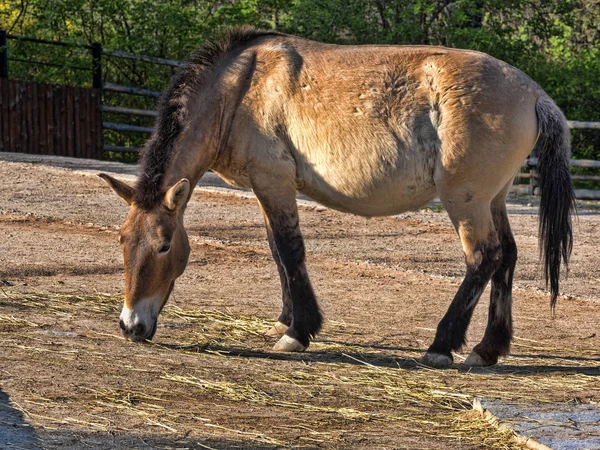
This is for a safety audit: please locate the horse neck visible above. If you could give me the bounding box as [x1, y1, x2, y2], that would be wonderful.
[161, 99, 221, 192]
[160, 51, 257, 193]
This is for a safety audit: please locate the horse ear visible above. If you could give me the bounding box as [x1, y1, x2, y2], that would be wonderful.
[164, 179, 190, 211]
[98, 173, 134, 206]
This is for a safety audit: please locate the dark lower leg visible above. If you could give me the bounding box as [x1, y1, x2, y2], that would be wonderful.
[253, 165, 322, 350]
[259, 199, 322, 348]
[266, 229, 292, 326]
[427, 242, 502, 358]
[273, 227, 323, 347]
[472, 228, 517, 364]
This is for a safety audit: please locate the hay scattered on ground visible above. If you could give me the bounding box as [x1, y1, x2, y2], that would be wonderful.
[0, 291, 122, 315]
[2, 290, 598, 449]
[0, 314, 39, 328]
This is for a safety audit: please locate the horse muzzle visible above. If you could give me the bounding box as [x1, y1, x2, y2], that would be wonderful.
[119, 297, 162, 342]
[119, 317, 157, 342]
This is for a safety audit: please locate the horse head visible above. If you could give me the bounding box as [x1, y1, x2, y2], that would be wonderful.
[99, 174, 191, 341]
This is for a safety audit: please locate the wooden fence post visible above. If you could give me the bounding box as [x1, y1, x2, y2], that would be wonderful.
[91, 42, 102, 89]
[530, 147, 539, 195]
[91, 42, 103, 157]
[0, 30, 8, 79]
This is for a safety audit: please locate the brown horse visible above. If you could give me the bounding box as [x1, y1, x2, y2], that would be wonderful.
[100, 28, 575, 368]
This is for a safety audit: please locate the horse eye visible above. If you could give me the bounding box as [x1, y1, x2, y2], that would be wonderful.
[158, 243, 171, 254]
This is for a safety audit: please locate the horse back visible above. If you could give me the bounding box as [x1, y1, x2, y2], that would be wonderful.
[221, 36, 541, 216]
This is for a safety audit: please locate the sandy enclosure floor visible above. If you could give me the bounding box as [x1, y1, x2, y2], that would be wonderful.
[0, 156, 599, 449]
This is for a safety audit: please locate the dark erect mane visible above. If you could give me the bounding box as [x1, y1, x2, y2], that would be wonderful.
[134, 27, 284, 209]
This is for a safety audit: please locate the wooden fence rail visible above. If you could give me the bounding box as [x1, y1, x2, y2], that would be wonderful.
[102, 121, 153, 133]
[102, 49, 184, 67]
[515, 157, 600, 200]
[2, 28, 600, 199]
[103, 82, 162, 98]
[567, 121, 600, 130]
[101, 105, 158, 117]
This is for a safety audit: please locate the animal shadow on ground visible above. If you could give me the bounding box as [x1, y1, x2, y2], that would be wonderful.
[156, 340, 600, 376]
[39, 431, 282, 450]
[0, 389, 41, 449]
[2, 385, 278, 450]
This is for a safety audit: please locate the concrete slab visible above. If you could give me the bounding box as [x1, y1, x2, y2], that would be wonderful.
[481, 399, 600, 450]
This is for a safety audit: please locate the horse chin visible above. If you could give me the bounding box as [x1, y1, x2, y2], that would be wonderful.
[146, 319, 158, 341]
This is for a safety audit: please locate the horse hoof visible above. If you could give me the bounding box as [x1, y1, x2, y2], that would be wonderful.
[421, 352, 453, 368]
[273, 334, 307, 352]
[464, 351, 495, 367]
[265, 321, 288, 338]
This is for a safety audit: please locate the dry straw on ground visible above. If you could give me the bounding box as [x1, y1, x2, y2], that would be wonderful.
[2, 290, 598, 449]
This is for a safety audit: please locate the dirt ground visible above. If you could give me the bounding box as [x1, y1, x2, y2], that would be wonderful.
[0, 155, 599, 449]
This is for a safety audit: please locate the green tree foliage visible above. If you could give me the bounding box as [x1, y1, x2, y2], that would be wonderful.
[1, 0, 599, 160]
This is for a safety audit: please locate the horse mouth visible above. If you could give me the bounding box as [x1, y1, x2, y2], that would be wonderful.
[124, 320, 156, 342]
[123, 282, 174, 342]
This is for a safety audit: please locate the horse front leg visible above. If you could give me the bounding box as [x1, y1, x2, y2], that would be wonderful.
[261, 213, 293, 338]
[251, 165, 323, 352]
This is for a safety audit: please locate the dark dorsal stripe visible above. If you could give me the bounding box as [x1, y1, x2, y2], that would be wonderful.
[134, 27, 284, 210]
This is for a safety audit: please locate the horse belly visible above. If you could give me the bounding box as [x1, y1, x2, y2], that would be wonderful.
[297, 153, 438, 217]
[284, 78, 440, 216]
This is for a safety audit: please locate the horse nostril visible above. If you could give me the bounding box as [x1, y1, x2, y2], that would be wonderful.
[119, 319, 126, 331]
[133, 323, 146, 336]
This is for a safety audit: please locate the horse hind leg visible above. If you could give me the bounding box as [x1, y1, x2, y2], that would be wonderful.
[465, 192, 517, 366]
[422, 198, 502, 368]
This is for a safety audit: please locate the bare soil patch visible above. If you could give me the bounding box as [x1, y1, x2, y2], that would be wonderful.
[1, 158, 599, 449]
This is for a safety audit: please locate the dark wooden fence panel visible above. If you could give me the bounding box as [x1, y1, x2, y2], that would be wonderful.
[0, 78, 102, 158]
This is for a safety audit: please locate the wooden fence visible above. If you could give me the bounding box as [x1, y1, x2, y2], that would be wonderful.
[0, 78, 102, 158]
[1, 29, 600, 199]
[514, 157, 600, 200]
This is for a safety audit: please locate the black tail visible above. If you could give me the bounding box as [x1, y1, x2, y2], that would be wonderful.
[535, 98, 576, 309]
